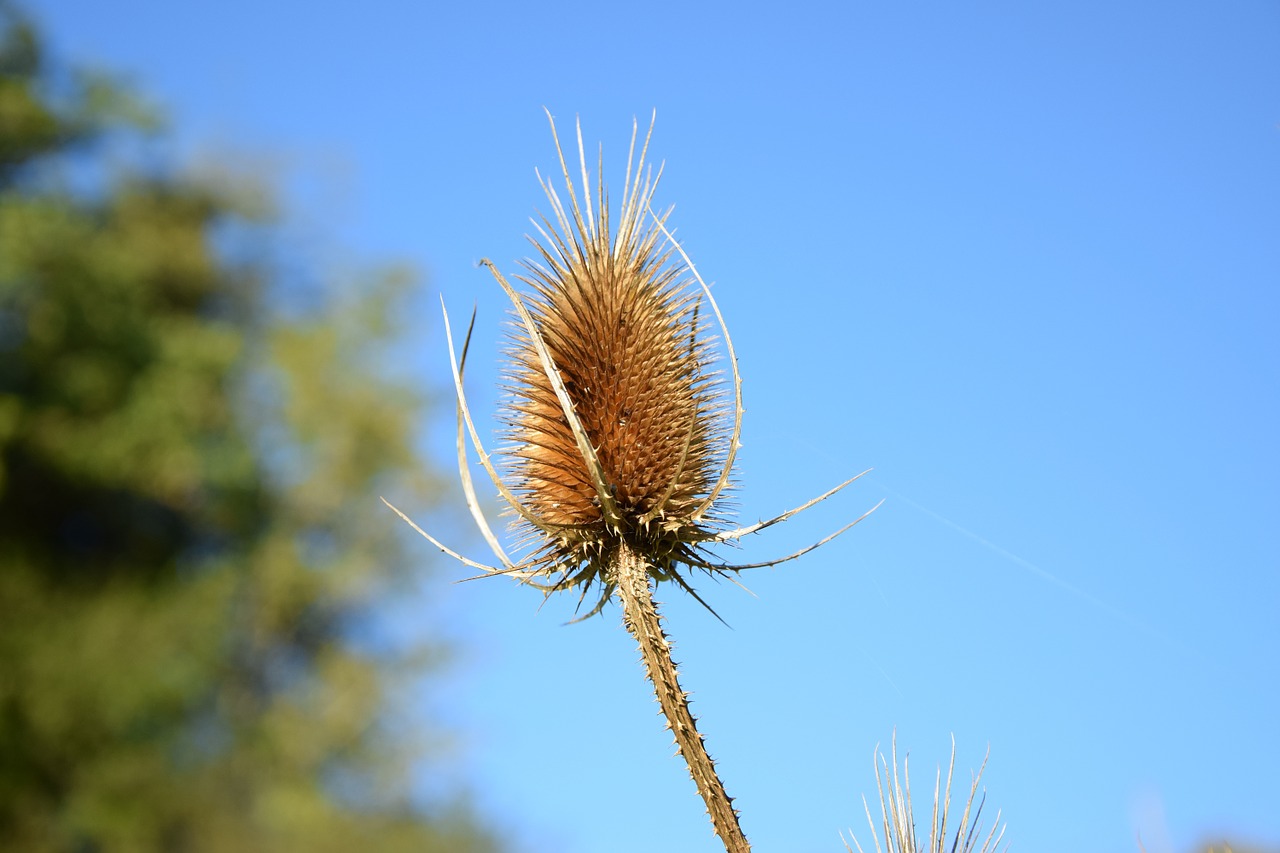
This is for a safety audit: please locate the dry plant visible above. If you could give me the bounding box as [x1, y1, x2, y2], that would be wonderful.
[385, 110, 878, 853]
[843, 735, 1007, 853]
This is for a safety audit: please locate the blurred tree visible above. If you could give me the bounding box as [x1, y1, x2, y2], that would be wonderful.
[0, 6, 496, 851]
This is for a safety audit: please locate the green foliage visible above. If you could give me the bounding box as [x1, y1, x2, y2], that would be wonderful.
[0, 7, 496, 851]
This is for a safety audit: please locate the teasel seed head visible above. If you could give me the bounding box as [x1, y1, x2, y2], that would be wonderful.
[497, 112, 734, 595]
[385, 111, 875, 619]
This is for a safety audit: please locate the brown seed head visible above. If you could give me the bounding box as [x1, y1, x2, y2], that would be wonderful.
[497, 114, 733, 590]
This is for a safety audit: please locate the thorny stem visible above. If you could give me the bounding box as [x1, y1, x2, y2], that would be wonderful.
[612, 542, 751, 853]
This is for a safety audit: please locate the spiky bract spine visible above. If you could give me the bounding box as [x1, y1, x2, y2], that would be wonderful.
[499, 115, 732, 598]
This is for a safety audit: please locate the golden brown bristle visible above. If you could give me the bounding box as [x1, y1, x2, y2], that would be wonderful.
[506, 264, 715, 525]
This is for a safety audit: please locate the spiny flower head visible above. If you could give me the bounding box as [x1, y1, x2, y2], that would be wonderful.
[388, 112, 872, 620]
[496, 113, 736, 598]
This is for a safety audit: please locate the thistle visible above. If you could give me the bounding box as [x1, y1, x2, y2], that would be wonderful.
[844, 736, 1007, 853]
[387, 111, 878, 853]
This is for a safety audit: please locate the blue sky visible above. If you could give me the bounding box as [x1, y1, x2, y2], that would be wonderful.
[31, 1, 1279, 851]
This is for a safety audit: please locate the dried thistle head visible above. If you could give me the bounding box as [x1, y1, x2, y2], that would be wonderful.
[385, 111, 876, 619]
[497, 113, 734, 595]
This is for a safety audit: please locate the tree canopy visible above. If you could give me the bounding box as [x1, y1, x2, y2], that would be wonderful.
[0, 7, 496, 851]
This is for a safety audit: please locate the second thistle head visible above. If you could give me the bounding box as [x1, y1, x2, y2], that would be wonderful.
[487, 112, 737, 598]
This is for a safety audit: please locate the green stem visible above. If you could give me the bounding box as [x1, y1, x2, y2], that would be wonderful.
[612, 543, 751, 853]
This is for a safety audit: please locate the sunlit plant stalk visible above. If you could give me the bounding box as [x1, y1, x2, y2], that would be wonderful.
[386, 110, 878, 852]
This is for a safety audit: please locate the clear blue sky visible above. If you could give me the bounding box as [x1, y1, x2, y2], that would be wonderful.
[32, 1, 1279, 851]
